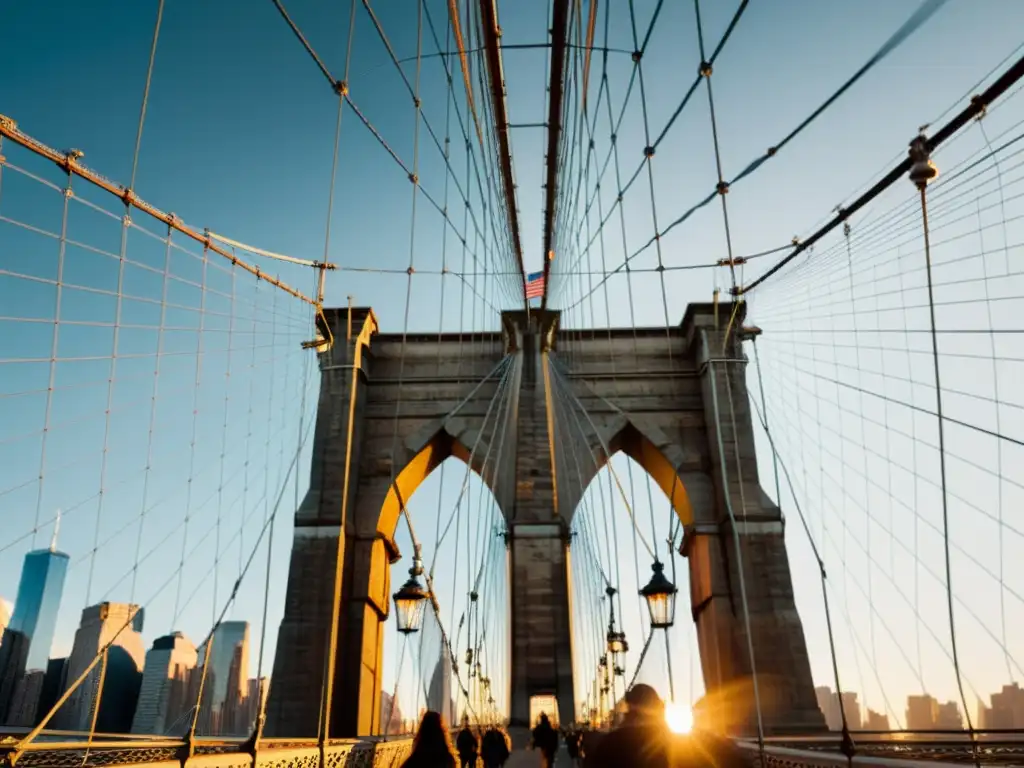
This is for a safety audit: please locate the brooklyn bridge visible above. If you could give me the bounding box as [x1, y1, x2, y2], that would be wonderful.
[0, 0, 1022, 765]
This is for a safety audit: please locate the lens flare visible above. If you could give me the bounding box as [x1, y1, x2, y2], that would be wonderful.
[664, 701, 693, 734]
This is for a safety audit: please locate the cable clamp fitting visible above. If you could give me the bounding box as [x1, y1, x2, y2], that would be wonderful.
[717, 256, 747, 267]
[333, 79, 349, 97]
[908, 133, 938, 189]
[716, 181, 729, 196]
[970, 94, 986, 121]
[699, 61, 712, 78]
[737, 325, 762, 341]
[63, 149, 85, 174]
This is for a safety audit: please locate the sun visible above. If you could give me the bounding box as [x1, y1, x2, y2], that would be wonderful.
[664, 701, 693, 734]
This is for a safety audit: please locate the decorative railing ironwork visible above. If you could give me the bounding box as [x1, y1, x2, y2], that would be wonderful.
[0, 737, 413, 768]
[736, 736, 1024, 767]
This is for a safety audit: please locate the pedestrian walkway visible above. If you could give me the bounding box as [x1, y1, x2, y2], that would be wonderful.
[505, 747, 569, 767]
[503, 728, 570, 767]
[505, 750, 541, 767]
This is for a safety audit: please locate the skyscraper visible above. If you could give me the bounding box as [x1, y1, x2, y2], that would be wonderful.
[37, 657, 67, 726]
[935, 701, 963, 730]
[6, 670, 45, 727]
[195, 621, 249, 736]
[54, 603, 145, 733]
[427, 653, 454, 727]
[0, 540, 69, 721]
[131, 633, 198, 735]
[980, 683, 1024, 729]
[814, 686, 861, 731]
[906, 694, 939, 730]
[863, 709, 890, 731]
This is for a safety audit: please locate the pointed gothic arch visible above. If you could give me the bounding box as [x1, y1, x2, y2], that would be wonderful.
[377, 420, 507, 553]
[379, 446, 511, 734]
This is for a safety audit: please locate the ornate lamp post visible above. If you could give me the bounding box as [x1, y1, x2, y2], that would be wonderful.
[393, 552, 429, 634]
[640, 560, 677, 629]
[604, 586, 628, 675]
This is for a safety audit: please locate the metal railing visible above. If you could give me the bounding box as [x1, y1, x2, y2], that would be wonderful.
[6, 731, 1024, 767]
[0, 735, 414, 768]
[735, 734, 1024, 767]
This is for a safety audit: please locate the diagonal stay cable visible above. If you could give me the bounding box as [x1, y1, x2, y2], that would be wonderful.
[743, 50, 1024, 294]
[547, 355, 656, 559]
[428, 354, 516, 577]
[271, 0, 336, 87]
[16, 392, 314, 753]
[563, 0, 953, 307]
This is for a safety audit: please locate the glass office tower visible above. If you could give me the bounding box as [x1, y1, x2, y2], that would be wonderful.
[0, 547, 70, 719]
[196, 621, 249, 736]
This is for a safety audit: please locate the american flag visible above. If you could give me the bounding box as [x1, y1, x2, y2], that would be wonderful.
[525, 271, 545, 299]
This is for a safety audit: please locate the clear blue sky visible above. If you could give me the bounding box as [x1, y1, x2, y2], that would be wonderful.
[2, 0, 1023, 733]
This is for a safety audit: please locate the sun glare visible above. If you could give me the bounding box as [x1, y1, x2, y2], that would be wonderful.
[664, 701, 693, 734]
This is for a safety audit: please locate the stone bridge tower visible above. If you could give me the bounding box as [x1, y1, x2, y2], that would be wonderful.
[264, 302, 825, 738]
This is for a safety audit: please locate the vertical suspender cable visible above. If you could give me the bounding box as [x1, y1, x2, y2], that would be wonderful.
[910, 135, 978, 765]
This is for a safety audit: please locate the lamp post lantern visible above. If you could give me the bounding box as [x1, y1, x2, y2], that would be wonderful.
[393, 552, 429, 634]
[640, 560, 677, 629]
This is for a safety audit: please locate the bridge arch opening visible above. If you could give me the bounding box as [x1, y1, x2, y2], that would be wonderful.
[377, 438, 510, 736]
[567, 438, 705, 729]
[375, 428, 500, 555]
[564, 415, 824, 735]
[603, 423, 697, 529]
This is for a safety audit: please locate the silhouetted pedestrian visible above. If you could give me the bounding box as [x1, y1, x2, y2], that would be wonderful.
[480, 726, 511, 767]
[584, 684, 672, 768]
[456, 715, 478, 768]
[565, 727, 584, 766]
[402, 711, 456, 768]
[531, 712, 559, 768]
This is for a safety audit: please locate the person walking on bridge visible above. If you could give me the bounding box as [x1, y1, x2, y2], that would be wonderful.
[456, 715, 479, 768]
[531, 712, 559, 768]
[402, 711, 457, 768]
[583, 684, 672, 767]
[564, 727, 584, 766]
[583, 684, 747, 768]
[480, 726, 511, 767]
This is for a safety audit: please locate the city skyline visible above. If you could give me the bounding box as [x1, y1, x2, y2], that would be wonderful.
[815, 683, 1024, 733]
[0, 547, 263, 736]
